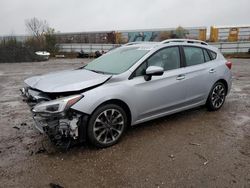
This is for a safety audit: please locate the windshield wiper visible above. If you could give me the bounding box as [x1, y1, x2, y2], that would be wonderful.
[86, 69, 106, 74]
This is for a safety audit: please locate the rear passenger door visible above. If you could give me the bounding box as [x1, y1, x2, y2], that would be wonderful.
[181, 46, 217, 105]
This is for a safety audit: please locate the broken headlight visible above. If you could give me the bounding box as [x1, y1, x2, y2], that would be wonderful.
[32, 94, 83, 114]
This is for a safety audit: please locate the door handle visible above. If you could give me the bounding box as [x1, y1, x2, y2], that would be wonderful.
[209, 68, 216, 73]
[176, 74, 185, 80]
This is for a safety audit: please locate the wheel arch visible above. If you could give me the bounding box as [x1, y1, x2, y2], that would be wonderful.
[216, 79, 228, 95]
[206, 79, 229, 104]
[91, 99, 132, 126]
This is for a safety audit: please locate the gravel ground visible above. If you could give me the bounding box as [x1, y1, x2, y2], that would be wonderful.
[0, 58, 249, 188]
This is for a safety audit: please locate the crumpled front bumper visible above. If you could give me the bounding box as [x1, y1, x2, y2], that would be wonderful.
[20, 87, 48, 133]
[20, 87, 87, 149]
[32, 115, 45, 133]
[20, 87, 53, 133]
[20, 87, 50, 106]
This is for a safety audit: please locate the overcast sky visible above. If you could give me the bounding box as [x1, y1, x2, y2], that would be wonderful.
[0, 0, 249, 35]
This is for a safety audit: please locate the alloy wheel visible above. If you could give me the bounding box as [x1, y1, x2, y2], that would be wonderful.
[93, 109, 125, 144]
[211, 84, 226, 109]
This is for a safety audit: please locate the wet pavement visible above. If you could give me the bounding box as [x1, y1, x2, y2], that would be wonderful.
[0, 58, 250, 188]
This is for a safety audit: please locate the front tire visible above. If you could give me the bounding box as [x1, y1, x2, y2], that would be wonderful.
[206, 82, 226, 111]
[87, 104, 127, 148]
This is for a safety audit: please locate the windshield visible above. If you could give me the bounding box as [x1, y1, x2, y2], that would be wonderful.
[84, 47, 149, 74]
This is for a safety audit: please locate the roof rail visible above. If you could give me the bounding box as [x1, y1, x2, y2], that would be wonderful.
[123, 42, 142, 46]
[123, 41, 158, 46]
[160, 39, 208, 45]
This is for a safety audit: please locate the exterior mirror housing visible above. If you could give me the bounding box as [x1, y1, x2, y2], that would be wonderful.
[144, 66, 164, 81]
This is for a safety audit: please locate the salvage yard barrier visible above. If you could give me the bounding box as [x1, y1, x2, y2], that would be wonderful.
[58, 41, 250, 54]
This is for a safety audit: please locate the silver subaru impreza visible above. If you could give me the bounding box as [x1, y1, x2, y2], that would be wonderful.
[21, 39, 232, 149]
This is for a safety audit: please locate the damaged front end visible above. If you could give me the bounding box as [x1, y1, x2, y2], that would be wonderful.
[20, 87, 87, 150]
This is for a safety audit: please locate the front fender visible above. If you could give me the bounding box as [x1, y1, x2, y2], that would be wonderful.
[71, 83, 138, 124]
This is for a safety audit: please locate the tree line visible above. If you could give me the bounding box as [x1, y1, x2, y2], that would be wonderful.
[0, 17, 58, 63]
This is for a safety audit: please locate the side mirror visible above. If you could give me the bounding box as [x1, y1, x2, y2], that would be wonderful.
[144, 66, 164, 81]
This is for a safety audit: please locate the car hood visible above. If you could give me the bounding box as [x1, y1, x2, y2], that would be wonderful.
[24, 69, 112, 93]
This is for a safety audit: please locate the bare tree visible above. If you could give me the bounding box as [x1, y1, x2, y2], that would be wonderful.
[25, 17, 58, 52]
[25, 17, 49, 40]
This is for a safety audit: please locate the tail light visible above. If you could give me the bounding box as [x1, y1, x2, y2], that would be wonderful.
[225, 61, 232, 69]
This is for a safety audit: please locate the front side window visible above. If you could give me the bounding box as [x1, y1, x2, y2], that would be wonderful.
[84, 47, 149, 74]
[183, 46, 205, 66]
[134, 47, 180, 77]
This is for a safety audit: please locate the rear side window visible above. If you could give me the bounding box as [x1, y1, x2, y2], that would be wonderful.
[183, 47, 205, 66]
[208, 50, 217, 60]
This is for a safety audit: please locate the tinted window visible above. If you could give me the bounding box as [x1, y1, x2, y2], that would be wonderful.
[183, 47, 205, 66]
[134, 62, 147, 77]
[208, 50, 217, 60]
[134, 47, 180, 77]
[203, 49, 211, 62]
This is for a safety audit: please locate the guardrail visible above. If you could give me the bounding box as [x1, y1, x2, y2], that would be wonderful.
[57, 43, 120, 53]
[57, 41, 250, 54]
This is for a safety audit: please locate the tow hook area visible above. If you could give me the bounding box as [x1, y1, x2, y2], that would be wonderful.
[58, 117, 79, 140]
[33, 113, 88, 151]
[48, 116, 80, 150]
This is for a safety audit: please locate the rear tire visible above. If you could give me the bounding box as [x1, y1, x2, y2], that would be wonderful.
[87, 104, 127, 148]
[206, 82, 226, 111]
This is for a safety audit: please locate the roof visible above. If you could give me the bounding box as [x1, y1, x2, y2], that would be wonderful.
[121, 39, 219, 52]
[123, 39, 208, 48]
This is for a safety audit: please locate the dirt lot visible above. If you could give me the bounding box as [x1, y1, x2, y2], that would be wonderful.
[0, 58, 250, 188]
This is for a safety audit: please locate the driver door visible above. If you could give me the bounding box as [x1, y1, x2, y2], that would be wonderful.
[128, 46, 187, 123]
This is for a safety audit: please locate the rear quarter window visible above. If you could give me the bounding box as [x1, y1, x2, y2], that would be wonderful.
[208, 50, 217, 60]
[203, 49, 211, 62]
